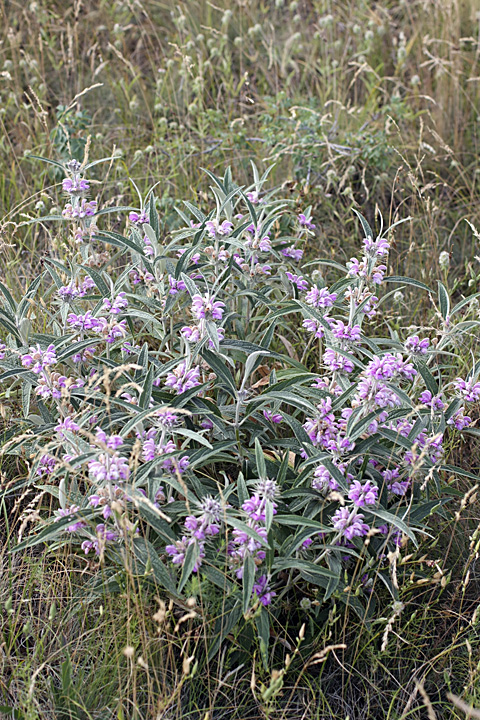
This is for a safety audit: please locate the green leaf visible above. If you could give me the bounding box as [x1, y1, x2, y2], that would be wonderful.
[367, 507, 419, 547]
[201, 349, 237, 398]
[178, 541, 200, 593]
[57, 338, 100, 362]
[242, 555, 256, 614]
[451, 292, 480, 317]
[12, 510, 97, 553]
[207, 600, 242, 660]
[324, 554, 342, 601]
[132, 537, 178, 596]
[26, 154, 66, 170]
[255, 437, 266, 479]
[0, 281, 17, 314]
[17, 274, 45, 321]
[139, 366, 154, 409]
[0, 367, 34, 382]
[352, 208, 373, 239]
[273, 558, 338, 581]
[383, 276, 432, 293]
[281, 412, 311, 447]
[437, 281, 450, 320]
[256, 607, 270, 670]
[415, 361, 439, 396]
[180, 271, 201, 299]
[346, 408, 382, 442]
[274, 515, 331, 532]
[174, 427, 212, 449]
[135, 502, 176, 543]
[95, 230, 147, 258]
[22, 382, 32, 418]
[80, 266, 111, 298]
[440, 464, 480, 481]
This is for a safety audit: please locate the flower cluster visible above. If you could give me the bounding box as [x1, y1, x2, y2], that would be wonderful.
[166, 496, 223, 572]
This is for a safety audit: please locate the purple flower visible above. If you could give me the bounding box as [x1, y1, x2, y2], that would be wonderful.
[302, 318, 325, 339]
[54, 505, 87, 533]
[246, 190, 260, 204]
[285, 272, 309, 292]
[332, 507, 369, 540]
[312, 464, 340, 492]
[323, 348, 355, 374]
[165, 362, 201, 394]
[55, 416, 80, 436]
[281, 246, 304, 261]
[36, 453, 56, 477]
[454, 377, 480, 403]
[72, 346, 96, 364]
[166, 536, 205, 572]
[58, 283, 80, 301]
[405, 335, 430, 356]
[330, 320, 361, 344]
[177, 248, 200, 264]
[305, 286, 337, 308]
[95, 428, 124, 449]
[382, 468, 410, 496]
[62, 199, 97, 219]
[129, 210, 148, 224]
[205, 219, 233, 238]
[183, 497, 223, 540]
[252, 575, 276, 606]
[93, 318, 128, 343]
[244, 224, 272, 252]
[181, 325, 202, 343]
[191, 294, 225, 321]
[347, 257, 386, 284]
[363, 235, 390, 257]
[89, 485, 128, 519]
[242, 493, 277, 523]
[21, 344, 57, 373]
[162, 455, 190, 475]
[419, 390, 445, 410]
[347, 257, 363, 278]
[353, 376, 401, 411]
[141, 433, 189, 474]
[62, 177, 89, 194]
[348, 479, 378, 507]
[371, 264, 387, 284]
[142, 434, 175, 463]
[67, 311, 101, 332]
[0, 342, 6, 360]
[298, 213, 316, 230]
[229, 523, 268, 578]
[154, 408, 179, 428]
[88, 452, 130, 483]
[364, 353, 416, 382]
[447, 408, 472, 431]
[263, 409, 283, 424]
[103, 292, 128, 315]
[143, 235, 154, 256]
[82, 524, 119, 555]
[169, 276, 186, 295]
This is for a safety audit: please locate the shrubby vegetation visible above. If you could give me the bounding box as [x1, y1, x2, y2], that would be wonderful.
[1, 1, 480, 719]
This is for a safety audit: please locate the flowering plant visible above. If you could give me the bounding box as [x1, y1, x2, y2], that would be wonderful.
[2, 158, 479, 661]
